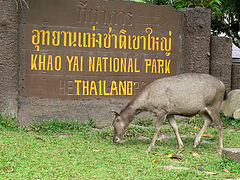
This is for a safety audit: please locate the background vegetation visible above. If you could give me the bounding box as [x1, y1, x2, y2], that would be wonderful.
[135, 0, 240, 49]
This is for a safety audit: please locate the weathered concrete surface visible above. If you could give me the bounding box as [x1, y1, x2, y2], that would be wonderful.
[210, 37, 232, 92]
[18, 96, 155, 128]
[221, 90, 240, 119]
[223, 148, 240, 164]
[18, 97, 132, 128]
[232, 63, 240, 90]
[0, 0, 19, 117]
[181, 8, 211, 74]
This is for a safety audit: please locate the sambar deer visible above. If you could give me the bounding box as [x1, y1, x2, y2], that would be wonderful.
[112, 73, 226, 155]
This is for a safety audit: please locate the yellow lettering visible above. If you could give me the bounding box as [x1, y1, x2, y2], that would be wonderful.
[47, 55, 53, 71]
[119, 81, 126, 95]
[61, 31, 67, 46]
[78, 32, 82, 47]
[32, 29, 40, 51]
[134, 58, 140, 72]
[74, 80, 135, 96]
[109, 57, 112, 72]
[113, 58, 119, 72]
[80, 56, 83, 71]
[96, 57, 102, 72]
[67, 56, 74, 71]
[89, 57, 95, 72]
[145, 59, 151, 73]
[102, 57, 108, 72]
[110, 81, 118, 95]
[120, 58, 126, 73]
[90, 81, 98, 95]
[38, 55, 46, 70]
[55, 56, 61, 71]
[82, 80, 89, 95]
[128, 58, 133, 72]
[103, 80, 110, 95]
[127, 81, 133, 95]
[151, 59, 157, 73]
[99, 80, 102, 95]
[73, 56, 79, 71]
[165, 60, 171, 73]
[157, 59, 164, 73]
[74, 80, 82, 95]
[31, 54, 37, 70]
[40, 30, 50, 46]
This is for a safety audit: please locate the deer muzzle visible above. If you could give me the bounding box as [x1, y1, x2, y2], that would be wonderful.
[113, 137, 120, 143]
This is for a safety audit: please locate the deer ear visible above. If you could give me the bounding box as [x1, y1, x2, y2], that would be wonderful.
[112, 111, 120, 118]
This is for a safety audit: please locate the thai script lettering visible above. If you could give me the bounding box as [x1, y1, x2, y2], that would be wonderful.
[77, 1, 133, 26]
[32, 26, 172, 56]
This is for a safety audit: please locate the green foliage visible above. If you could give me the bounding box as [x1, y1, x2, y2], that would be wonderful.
[185, 115, 204, 126]
[211, 0, 240, 48]
[136, 0, 240, 48]
[183, 114, 240, 129]
[28, 119, 96, 134]
[221, 115, 240, 128]
[124, 126, 154, 138]
[134, 117, 154, 127]
[218, 156, 240, 173]
[138, 0, 222, 16]
[97, 128, 114, 140]
[139, 0, 173, 5]
[174, 0, 222, 17]
[0, 114, 18, 131]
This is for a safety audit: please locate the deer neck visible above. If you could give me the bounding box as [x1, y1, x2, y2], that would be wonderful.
[120, 105, 136, 125]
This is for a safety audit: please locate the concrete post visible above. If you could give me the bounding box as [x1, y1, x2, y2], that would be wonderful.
[180, 8, 211, 74]
[210, 37, 232, 92]
[231, 62, 240, 90]
[0, 0, 20, 117]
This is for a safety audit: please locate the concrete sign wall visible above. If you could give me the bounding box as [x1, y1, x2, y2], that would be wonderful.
[20, 0, 181, 99]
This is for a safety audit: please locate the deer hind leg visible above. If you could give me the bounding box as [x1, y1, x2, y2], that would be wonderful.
[194, 112, 212, 149]
[146, 112, 166, 153]
[168, 115, 184, 152]
[205, 107, 223, 156]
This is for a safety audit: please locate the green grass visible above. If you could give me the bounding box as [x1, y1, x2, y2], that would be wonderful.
[134, 117, 154, 127]
[0, 115, 239, 179]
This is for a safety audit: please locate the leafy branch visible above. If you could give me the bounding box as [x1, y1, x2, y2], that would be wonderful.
[135, 0, 240, 48]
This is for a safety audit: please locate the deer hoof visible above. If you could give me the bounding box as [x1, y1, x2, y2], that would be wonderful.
[178, 149, 184, 153]
[146, 149, 151, 153]
[218, 149, 223, 156]
[193, 144, 198, 149]
[146, 147, 152, 153]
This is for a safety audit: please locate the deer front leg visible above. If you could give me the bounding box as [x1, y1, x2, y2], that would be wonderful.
[146, 112, 166, 153]
[168, 115, 184, 152]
